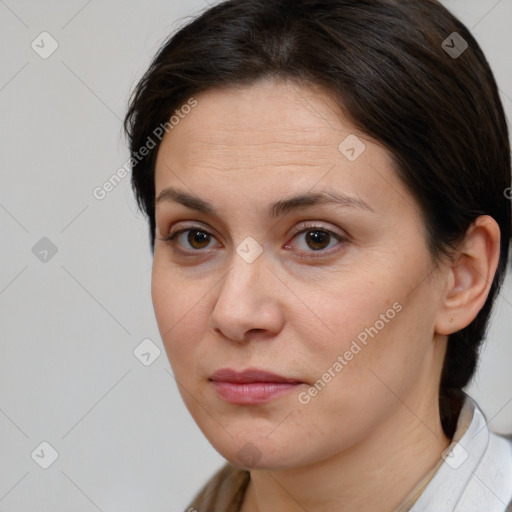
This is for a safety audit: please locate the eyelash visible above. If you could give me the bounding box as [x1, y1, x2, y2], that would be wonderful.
[161, 222, 349, 259]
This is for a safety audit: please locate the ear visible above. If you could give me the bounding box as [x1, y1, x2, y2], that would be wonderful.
[435, 215, 501, 336]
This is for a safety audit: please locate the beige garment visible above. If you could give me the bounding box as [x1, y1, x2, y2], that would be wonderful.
[186, 463, 249, 511]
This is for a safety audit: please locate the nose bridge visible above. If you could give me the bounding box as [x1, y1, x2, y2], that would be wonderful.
[209, 239, 283, 340]
[221, 239, 267, 305]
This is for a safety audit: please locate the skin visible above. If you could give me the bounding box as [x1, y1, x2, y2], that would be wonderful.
[151, 77, 500, 511]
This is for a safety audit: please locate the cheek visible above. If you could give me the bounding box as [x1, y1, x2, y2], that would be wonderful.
[291, 269, 401, 355]
[151, 265, 207, 369]
[302, 274, 437, 414]
[292, 260, 431, 391]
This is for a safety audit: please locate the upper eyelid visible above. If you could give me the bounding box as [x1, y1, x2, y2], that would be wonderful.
[167, 220, 343, 237]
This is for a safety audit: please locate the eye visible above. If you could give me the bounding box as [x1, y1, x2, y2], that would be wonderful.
[162, 227, 218, 251]
[285, 222, 348, 257]
[160, 221, 348, 257]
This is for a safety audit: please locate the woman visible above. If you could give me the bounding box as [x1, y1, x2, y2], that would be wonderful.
[124, 0, 512, 510]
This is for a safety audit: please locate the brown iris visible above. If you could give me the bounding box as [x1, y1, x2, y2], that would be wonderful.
[304, 230, 330, 251]
[187, 230, 211, 249]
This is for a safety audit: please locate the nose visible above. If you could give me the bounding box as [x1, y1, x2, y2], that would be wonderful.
[208, 247, 285, 343]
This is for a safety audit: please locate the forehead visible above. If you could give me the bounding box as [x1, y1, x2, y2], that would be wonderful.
[153, 78, 408, 216]
[159, 79, 357, 156]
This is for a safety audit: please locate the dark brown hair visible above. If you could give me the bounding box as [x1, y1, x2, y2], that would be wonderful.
[124, 0, 511, 437]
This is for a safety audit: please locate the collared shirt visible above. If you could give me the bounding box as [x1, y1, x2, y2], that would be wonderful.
[186, 393, 512, 511]
[406, 393, 512, 511]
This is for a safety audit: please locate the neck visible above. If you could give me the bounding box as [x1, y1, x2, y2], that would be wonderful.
[241, 387, 451, 512]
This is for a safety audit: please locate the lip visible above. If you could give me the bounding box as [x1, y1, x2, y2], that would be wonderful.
[209, 368, 304, 404]
[210, 368, 302, 384]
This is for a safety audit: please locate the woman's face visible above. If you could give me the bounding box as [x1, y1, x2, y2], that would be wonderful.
[152, 78, 448, 470]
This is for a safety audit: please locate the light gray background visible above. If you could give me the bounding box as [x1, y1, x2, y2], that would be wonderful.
[0, 1, 511, 510]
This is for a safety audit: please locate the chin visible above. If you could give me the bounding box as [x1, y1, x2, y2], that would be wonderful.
[201, 427, 310, 471]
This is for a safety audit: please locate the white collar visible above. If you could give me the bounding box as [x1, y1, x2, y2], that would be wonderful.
[410, 393, 512, 512]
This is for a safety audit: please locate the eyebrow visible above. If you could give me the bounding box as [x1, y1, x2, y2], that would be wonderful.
[155, 187, 374, 217]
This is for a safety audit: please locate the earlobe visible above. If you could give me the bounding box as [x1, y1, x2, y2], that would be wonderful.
[435, 215, 501, 336]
